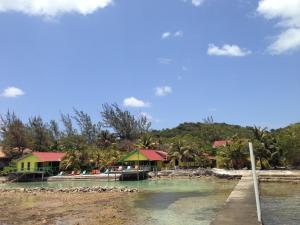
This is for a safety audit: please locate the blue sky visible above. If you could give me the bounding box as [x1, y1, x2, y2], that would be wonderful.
[0, 0, 299, 129]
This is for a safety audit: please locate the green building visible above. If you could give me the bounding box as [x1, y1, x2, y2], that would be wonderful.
[120, 149, 167, 170]
[16, 152, 65, 175]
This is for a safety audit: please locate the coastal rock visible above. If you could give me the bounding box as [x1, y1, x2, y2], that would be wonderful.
[0, 186, 139, 194]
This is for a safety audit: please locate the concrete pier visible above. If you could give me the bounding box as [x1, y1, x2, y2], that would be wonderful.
[210, 173, 262, 225]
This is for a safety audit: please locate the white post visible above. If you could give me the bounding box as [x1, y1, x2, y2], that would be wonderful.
[249, 142, 262, 223]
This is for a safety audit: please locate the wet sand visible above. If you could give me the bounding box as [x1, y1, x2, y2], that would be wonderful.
[0, 192, 137, 225]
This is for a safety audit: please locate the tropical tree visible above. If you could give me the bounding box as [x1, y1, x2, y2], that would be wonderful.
[49, 120, 61, 150]
[217, 136, 249, 169]
[61, 113, 76, 137]
[275, 123, 300, 168]
[135, 134, 156, 149]
[0, 111, 29, 157]
[73, 109, 99, 145]
[101, 103, 151, 140]
[251, 126, 283, 169]
[168, 139, 197, 168]
[27, 116, 51, 151]
[60, 150, 82, 171]
[96, 130, 116, 149]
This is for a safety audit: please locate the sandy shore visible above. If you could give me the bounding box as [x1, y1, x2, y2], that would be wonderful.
[0, 191, 137, 225]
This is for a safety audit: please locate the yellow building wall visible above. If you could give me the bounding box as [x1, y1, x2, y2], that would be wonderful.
[16, 155, 40, 172]
[157, 161, 163, 170]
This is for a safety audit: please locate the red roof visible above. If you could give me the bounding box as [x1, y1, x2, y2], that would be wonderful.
[32, 152, 65, 162]
[213, 140, 231, 148]
[140, 150, 167, 161]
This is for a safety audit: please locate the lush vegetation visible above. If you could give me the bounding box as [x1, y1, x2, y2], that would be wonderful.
[0, 105, 299, 173]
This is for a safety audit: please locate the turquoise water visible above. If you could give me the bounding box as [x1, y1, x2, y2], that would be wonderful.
[260, 183, 300, 225]
[1, 178, 237, 225]
[131, 179, 237, 225]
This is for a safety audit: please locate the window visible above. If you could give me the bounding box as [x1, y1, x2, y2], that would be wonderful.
[21, 162, 24, 171]
[27, 162, 30, 171]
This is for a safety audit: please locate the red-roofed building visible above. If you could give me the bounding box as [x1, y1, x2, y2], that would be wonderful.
[32, 152, 65, 162]
[121, 149, 167, 170]
[212, 140, 231, 148]
[0, 146, 10, 169]
[16, 152, 65, 175]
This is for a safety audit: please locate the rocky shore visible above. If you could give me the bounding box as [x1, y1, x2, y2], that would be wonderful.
[149, 168, 300, 182]
[0, 186, 139, 193]
[149, 168, 243, 179]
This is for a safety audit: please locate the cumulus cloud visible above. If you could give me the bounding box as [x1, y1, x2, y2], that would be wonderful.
[123, 97, 150, 108]
[161, 30, 183, 39]
[207, 44, 251, 56]
[155, 86, 172, 96]
[162, 32, 171, 39]
[192, 0, 205, 7]
[0, 0, 113, 17]
[174, 30, 183, 37]
[157, 58, 172, 65]
[1, 86, 25, 98]
[257, 0, 300, 54]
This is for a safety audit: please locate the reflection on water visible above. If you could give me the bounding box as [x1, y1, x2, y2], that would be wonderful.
[0, 178, 237, 225]
[260, 183, 300, 225]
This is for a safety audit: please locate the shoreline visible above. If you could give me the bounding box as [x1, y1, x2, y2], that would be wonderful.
[0, 186, 139, 193]
[2, 168, 300, 184]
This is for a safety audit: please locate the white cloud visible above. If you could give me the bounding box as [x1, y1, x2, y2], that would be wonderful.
[157, 58, 172, 65]
[257, 0, 300, 54]
[155, 86, 172, 96]
[207, 44, 251, 56]
[162, 32, 171, 39]
[174, 30, 183, 37]
[192, 0, 205, 7]
[123, 97, 150, 108]
[161, 31, 183, 39]
[1, 86, 25, 98]
[0, 0, 113, 17]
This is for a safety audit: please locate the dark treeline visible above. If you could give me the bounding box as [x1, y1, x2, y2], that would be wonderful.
[0, 104, 299, 173]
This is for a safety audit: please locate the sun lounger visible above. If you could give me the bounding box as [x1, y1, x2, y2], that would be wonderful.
[104, 168, 110, 174]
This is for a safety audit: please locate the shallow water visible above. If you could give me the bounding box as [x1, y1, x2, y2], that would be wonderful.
[0, 178, 237, 225]
[260, 183, 300, 225]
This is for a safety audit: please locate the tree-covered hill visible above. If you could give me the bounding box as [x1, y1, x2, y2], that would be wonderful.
[151, 122, 254, 145]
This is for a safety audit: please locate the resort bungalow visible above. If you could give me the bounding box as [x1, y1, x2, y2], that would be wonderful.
[213, 140, 231, 148]
[16, 152, 65, 175]
[0, 147, 10, 170]
[120, 149, 167, 171]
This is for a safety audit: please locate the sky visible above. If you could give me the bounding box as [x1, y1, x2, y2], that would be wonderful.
[0, 0, 299, 130]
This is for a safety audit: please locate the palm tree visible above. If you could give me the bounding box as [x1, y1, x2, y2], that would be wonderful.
[135, 134, 156, 149]
[251, 126, 283, 169]
[168, 140, 196, 168]
[217, 136, 248, 169]
[60, 149, 81, 171]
